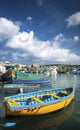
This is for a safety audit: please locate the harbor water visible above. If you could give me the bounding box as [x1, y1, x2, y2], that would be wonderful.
[0, 73, 80, 130]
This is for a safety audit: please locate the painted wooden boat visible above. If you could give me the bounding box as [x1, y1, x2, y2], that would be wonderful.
[3, 84, 41, 93]
[4, 87, 75, 116]
[5, 101, 74, 130]
[1, 69, 16, 83]
[1, 69, 52, 84]
[14, 78, 52, 84]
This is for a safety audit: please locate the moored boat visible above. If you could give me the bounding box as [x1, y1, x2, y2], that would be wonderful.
[3, 84, 41, 93]
[1, 69, 16, 83]
[4, 87, 75, 116]
[5, 101, 74, 130]
[1, 69, 52, 84]
[14, 78, 52, 84]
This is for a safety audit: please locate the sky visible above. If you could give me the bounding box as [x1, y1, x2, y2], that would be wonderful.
[0, 0, 80, 65]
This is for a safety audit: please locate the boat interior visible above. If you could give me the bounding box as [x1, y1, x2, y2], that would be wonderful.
[5, 87, 73, 109]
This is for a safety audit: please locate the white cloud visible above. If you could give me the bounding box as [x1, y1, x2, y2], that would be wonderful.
[53, 33, 65, 43]
[6, 32, 80, 64]
[73, 36, 79, 42]
[66, 12, 80, 27]
[11, 52, 29, 62]
[0, 17, 20, 40]
[27, 16, 32, 23]
[0, 17, 79, 64]
[6, 31, 34, 50]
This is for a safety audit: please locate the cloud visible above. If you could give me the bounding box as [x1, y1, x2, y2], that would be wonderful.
[53, 33, 65, 43]
[0, 17, 20, 40]
[66, 12, 80, 27]
[27, 16, 32, 23]
[73, 36, 79, 42]
[6, 31, 34, 50]
[11, 52, 29, 62]
[0, 17, 79, 64]
[6, 31, 80, 64]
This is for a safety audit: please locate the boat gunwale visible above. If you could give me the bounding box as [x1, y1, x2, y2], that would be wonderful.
[4, 87, 75, 110]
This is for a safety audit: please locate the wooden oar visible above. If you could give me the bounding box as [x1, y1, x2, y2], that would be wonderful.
[0, 122, 16, 127]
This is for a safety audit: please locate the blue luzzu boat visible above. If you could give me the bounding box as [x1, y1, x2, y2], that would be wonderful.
[14, 78, 52, 84]
[1, 69, 52, 84]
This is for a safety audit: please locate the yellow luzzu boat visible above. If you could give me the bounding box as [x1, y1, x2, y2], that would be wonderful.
[4, 87, 75, 116]
[13, 101, 75, 130]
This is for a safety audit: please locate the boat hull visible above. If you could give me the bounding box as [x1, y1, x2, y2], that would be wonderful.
[8, 101, 74, 130]
[4, 87, 40, 93]
[14, 78, 52, 84]
[3, 84, 40, 93]
[4, 92, 74, 116]
[2, 69, 52, 84]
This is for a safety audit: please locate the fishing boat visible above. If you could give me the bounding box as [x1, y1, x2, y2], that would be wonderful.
[1, 69, 52, 84]
[5, 101, 74, 130]
[1, 69, 16, 83]
[3, 84, 41, 93]
[14, 78, 52, 84]
[4, 87, 75, 116]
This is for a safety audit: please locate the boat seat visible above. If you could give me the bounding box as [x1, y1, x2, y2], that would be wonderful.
[30, 96, 43, 103]
[8, 100, 20, 106]
[49, 94, 60, 99]
[61, 91, 68, 95]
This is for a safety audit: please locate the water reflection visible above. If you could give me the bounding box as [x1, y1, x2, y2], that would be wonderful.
[2, 101, 74, 130]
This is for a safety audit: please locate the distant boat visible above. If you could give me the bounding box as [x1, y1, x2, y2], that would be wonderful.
[43, 66, 58, 77]
[3, 84, 41, 93]
[4, 87, 75, 116]
[1, 69, 52, 84]
[70, 68, 78, 74]
[70, 67, 80, 74]
[77, 68, 80, 74]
